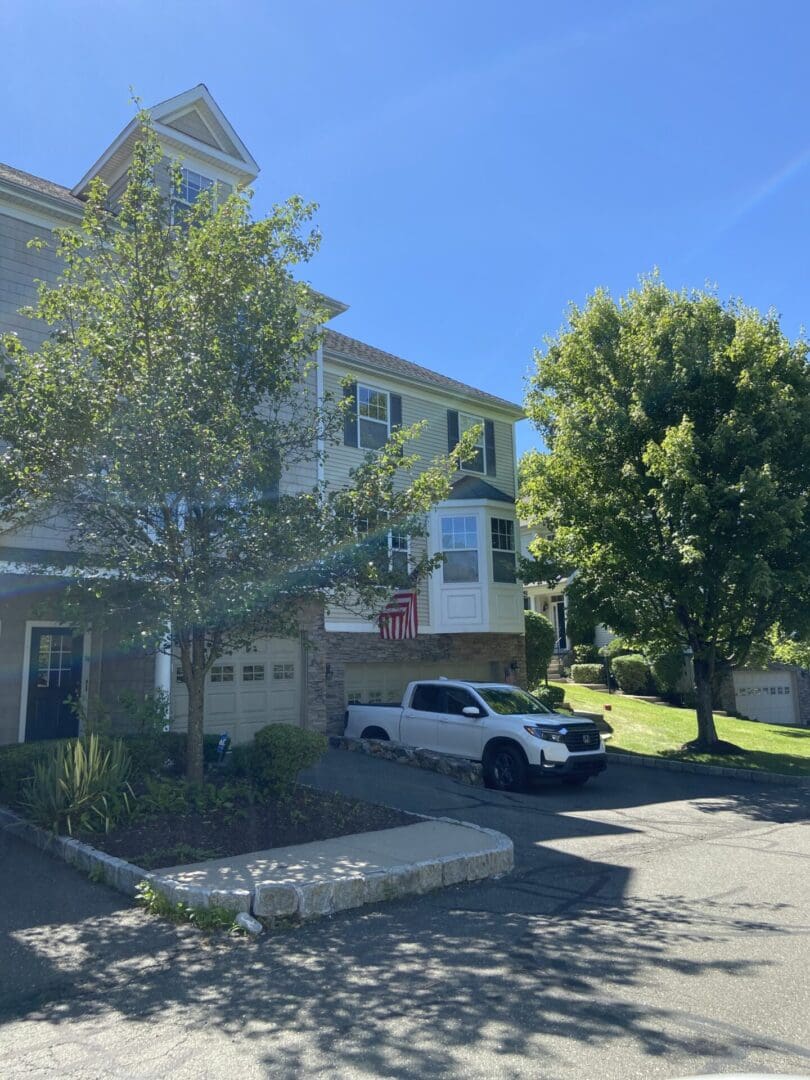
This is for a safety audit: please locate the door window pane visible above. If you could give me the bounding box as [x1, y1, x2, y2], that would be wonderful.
[411, 684, 444, 712]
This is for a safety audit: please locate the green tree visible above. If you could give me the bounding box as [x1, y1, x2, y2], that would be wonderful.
[0, 114, 468, 783]
[522, 278, 810, 749]
[524, 610, 556, 687]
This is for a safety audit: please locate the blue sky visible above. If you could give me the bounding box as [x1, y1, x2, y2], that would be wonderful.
[2, 1, 809, 457]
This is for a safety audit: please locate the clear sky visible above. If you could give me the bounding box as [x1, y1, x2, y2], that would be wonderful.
[2, 1, 809, 457]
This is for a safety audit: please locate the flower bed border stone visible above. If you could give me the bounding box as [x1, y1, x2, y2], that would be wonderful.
[0, 804, 513, 923]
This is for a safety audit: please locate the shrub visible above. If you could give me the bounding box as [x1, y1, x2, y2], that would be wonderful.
[612, 654, 652, 695]
[600, 636, 633, 664]
[0, 741, 67, 810]
[533, 684, 566, 711]
[22, 734, 134, 835]
[524, 610, 556, 686]
[572, 644, 600, 665]
[650, 652, 687, 697]
[118, 688, 170, 736]
[570, 663, 605, 684]
[249, 724, 327, 795]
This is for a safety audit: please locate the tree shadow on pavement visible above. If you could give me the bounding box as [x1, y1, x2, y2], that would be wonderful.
[1, 846, 805, 1078]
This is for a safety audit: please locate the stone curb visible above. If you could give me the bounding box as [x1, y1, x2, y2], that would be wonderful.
[329, 734, 484, 786]
[607, 749, 810, 789]
[0, 804, 513, 924]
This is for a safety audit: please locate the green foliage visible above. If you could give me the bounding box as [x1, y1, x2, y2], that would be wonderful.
[532, 684, 566, 710]
[523, 276, 810, 746]
[247, 725, 327, 796]
[570, 663, 605, 684]
[118, 688, 170, 736]
[524, 610, 556, 685]
[136, 775, 254, 818]
[600, 637, 633, 664]
[135, 880, 243, 934]
[572, 644, 601, 664]
[0, 111, 464, 784]
[650, 652, 688, 697]
[21, 734, 134, 835]
[611, 654, 652, 695]
[766, 626, 810, 669]
[0, 741, 68, 809]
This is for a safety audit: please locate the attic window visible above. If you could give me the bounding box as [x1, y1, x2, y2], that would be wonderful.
[179, 167, 214, 205]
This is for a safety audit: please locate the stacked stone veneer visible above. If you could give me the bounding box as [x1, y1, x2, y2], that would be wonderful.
[298, 603, 526, 733]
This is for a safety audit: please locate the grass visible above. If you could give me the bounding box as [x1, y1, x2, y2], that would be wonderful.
[551, 681, 810, 777]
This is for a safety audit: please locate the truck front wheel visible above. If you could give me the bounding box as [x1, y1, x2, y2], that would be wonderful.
[483, 743, 527, 792]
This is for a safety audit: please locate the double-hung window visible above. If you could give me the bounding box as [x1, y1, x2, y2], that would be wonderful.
[441, 515, 479, 583]
[459, 412, 485, 473]
[389, 530, 410, 576]
[491, 517, 516, 583]
[171, 167, 215, 224]
[358, 384, 389, 450]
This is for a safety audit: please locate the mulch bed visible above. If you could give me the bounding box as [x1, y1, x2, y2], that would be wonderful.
[85, 785, 418, 870]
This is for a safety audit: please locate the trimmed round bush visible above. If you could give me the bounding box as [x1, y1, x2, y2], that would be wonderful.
[570, 663, 605, 684]
[612, 654, 652, 695]
[249, 724, 328, 795]
[533, 684, 566, 711]
[525, 610, 556, 686]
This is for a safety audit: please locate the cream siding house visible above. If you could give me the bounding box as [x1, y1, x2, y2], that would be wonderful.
[0, 85, 526, 746]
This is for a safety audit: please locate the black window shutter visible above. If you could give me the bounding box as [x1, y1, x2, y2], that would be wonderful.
[447, 409, 460, 453]
[343, 382, 358, 447]
[390, 394, 403, 432]
[484, 420, 496, 476]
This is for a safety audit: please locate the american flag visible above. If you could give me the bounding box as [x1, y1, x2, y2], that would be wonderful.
[378, 590, 418, 640]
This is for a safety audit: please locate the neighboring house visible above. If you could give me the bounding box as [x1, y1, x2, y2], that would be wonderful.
[519, 523, 613, 657]
[0, 85, 526, 747]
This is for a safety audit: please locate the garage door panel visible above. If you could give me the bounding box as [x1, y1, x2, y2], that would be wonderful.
[171, 636, 302, 744]
[733, 670, 798, 726]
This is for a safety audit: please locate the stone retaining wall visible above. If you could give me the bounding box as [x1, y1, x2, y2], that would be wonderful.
[329, 734, 484, 785]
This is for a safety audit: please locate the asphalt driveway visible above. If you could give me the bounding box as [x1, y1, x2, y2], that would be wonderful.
[1, 749, 809, 1079]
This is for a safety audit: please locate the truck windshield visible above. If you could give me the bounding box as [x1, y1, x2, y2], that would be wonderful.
[476, 688, 551, 715]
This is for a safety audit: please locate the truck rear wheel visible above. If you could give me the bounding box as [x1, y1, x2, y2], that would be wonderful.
[483, 743, 527, 792]
[361, 726, 389, 741]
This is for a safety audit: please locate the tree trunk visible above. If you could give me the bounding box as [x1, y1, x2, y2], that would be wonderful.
[185, 628, 206, 785]
[692, 654, 719, 749]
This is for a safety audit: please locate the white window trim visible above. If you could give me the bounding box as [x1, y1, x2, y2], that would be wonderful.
[490, 516, 516, 583]
[388, 529, 411, 574]
[459, 412, 486, 475]
[18, 622, 92, 743]
[357, 382, 391, 450]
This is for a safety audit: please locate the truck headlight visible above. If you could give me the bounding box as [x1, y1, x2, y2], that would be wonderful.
[524, 725, 565, 743]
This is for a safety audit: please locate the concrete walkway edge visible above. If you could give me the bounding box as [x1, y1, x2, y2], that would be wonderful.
[0, 804, 513, 923]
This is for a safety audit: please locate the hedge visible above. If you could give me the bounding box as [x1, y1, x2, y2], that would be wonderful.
[525, 610, 556, 686]
[611, 654, 651, 695]
[533, 684, 566, 711]
[570, 663, 605, 684]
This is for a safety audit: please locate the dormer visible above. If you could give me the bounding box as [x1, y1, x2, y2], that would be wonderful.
[71, 84, 259, 200]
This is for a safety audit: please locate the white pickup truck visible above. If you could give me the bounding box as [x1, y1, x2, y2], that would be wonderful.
[344, 679, 606, 791]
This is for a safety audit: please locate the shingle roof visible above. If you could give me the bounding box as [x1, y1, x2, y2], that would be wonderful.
[449, 476, 515, 503]
[0, 162, 85, 211]
[323, 329, 523, 415]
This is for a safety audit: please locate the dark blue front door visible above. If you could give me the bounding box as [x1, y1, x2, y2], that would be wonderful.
[25, 628, 83, 742]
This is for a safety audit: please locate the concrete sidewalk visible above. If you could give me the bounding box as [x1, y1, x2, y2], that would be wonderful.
[156, 818, 514, 919]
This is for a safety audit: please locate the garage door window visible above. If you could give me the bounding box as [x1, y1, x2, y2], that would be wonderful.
[273, 663, 295, 680]
[210, 665, 234, 683]
[242, 664, 265, 682]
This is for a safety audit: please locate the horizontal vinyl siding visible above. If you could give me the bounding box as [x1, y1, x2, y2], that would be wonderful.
[322, 360, 516, 500]
[0, 211, 61, 350]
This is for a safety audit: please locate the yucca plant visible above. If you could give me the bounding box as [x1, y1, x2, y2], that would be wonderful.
[22, 734, 134, 835]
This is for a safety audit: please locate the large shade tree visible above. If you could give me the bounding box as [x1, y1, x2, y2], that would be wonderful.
[522, 278, 810, 749]
[0, 115, 467, 782]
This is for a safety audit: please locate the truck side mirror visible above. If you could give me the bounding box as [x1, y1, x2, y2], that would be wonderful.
[462, 706, 482, 718]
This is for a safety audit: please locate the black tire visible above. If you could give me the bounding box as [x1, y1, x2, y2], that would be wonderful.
[483, 743, 528, 792]
[361, 726, 389, 741]
[562, 776, 589, 787]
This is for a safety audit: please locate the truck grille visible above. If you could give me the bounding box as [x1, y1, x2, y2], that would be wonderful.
[563, 727, 601, 752]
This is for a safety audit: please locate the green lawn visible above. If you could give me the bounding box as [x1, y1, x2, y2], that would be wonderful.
[550, 681, 810, 777]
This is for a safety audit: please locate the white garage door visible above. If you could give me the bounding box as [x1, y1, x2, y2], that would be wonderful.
[345, 660, 499, 706]
[733, 669, 798, 726]
[172, 637, 302, 744]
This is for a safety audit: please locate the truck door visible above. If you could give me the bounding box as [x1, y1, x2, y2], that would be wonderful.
[434, 685, 487, 759]
[400, 683, 444, 751]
